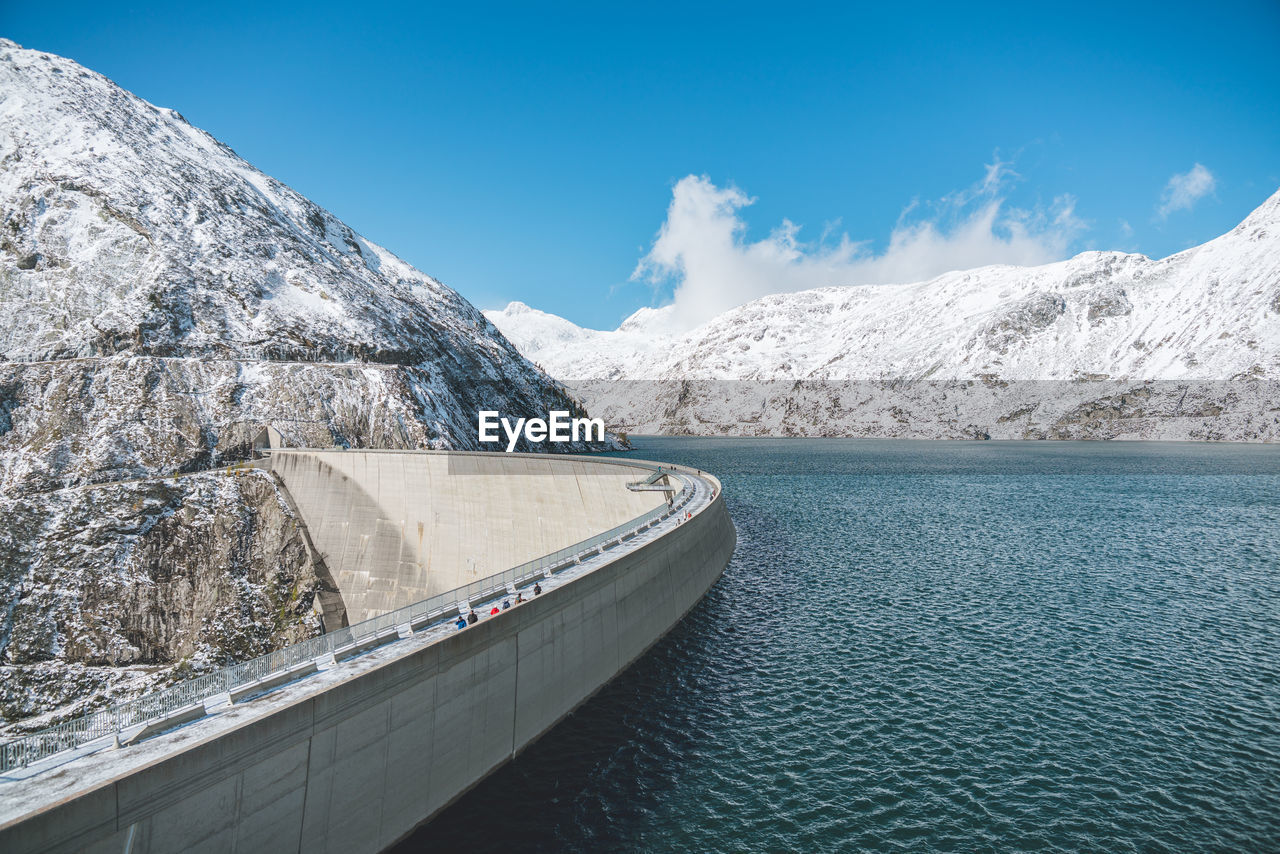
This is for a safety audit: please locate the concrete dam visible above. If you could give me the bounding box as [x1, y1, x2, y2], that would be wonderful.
[0, 450, 736, 853]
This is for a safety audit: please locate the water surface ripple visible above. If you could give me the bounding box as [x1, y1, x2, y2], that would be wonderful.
[401, 439, 1280, 852]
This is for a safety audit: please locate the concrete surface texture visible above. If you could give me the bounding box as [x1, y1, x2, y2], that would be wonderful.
[269, 450, 668, 622]
[0, 452, 735, 854]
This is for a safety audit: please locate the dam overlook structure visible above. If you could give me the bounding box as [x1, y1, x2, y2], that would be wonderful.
[0, 450, 736, 854]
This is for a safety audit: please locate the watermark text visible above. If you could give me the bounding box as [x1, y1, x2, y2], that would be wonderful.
[478, 410, 605, 451]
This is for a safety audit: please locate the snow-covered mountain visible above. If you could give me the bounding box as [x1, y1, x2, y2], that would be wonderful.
[0, 38, 598, 487]
[493, 301, 674, 380]
[0, 39, 599, 731]
[488, 190, 1280, 440]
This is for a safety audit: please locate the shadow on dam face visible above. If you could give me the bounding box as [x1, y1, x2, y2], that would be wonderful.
[268, 450, 673, 624]
[0, 451, 736, 854]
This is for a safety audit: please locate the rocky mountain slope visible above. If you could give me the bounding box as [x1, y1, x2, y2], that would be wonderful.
[489, 190, 1280, 440]
[0, 39, 597, 732]
[0, 469, 324, 731]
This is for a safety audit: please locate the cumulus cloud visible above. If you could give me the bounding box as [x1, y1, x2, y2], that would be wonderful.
[631, 163, 1085, 329]
[1157, 163, 1215, 219]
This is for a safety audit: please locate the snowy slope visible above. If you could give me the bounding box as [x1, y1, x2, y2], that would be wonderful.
[1, 38, 503, 368]
[0, 37, 600, 496]
[0, 39, 600, 730]
[488, 190, 1280, 440]
[492, 301, 674, 380]
[491, 192, 1280, 383]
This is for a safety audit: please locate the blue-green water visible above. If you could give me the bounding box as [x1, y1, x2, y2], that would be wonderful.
[401, 439, 1280, 852]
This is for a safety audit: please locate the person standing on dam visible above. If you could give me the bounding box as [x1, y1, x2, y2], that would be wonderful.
[534, 583, 542, 596]
[455, 617, 467, 630]
[467, 610, 478, 625]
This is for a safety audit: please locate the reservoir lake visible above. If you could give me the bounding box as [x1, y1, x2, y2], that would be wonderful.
[401, 438, 1280, 852]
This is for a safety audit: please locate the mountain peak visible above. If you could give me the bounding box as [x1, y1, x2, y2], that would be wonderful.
[0, 43, 596, 495]
[1235, 186, 1280, 230]
[0, 40, 498, 367]
[491, 187, 1280, 386]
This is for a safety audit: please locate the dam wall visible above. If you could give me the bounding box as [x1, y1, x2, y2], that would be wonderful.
[268, 450, 668, 622]
[0, 454, 735, 854]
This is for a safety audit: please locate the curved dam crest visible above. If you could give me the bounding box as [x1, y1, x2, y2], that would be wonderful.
[269, 450, 671, 623]
[0, 451, 735, 854]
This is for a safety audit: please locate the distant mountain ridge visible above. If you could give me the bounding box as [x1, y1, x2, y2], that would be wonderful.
[488, 189, 1280, 440]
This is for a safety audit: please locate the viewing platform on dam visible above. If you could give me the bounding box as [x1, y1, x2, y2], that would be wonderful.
[0, 450, 735, 854]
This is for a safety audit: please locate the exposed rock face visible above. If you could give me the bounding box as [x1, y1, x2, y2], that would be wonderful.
[0, 471, 322, 734]
[565, 378, 1279, 442]
[979, 292, 1068, 355]
[1086, 287, 1133, 323]
[0, 356, 589, 494]
[0, 40, 604, 731]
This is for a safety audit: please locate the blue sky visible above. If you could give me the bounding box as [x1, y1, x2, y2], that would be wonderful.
[7, 1, 1279, 328]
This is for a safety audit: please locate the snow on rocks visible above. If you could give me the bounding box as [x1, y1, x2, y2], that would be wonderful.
[0, 39, 605, 730]
[488, 190, 1280, 440]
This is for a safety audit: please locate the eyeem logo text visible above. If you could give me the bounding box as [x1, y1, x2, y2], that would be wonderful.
[478, 410, 605, 452]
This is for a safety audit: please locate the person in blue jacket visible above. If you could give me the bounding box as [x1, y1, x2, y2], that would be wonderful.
[455, 616, 467, 630]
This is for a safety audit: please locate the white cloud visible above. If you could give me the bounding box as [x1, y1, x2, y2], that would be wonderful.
[631, 163, 1085, 329]
[1157, 163, 1215, 219]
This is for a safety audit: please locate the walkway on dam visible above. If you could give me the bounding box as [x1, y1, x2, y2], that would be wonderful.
[0, 461, 720, 829]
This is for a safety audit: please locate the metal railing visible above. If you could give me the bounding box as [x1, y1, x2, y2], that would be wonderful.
[0, 468, 698, 773]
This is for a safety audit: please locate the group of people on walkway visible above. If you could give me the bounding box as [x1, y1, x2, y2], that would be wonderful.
[454, 582, 542, 630]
